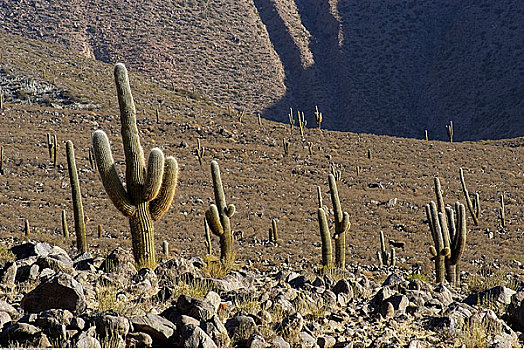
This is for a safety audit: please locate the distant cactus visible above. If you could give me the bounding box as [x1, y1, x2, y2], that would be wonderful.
[459, 168, 480, 226]
[298, 111, 307, 138]
[446, 121, 453, 142]
[330, 163, 342, 183]
[257, 113, 262, 126]
[155, 108, 160, 124]
[196, 139, 205, 167]
[0, 91, 3, 109]
[0, 145, 4, 175]
[66, 140, 87, 253]
[46, 133, 53, 160]
[92, 63, 179, 269]
[269, 219, 278, 243]
[61, 210, 69, 238]
[425, 129, 428, 142]
[53, 134, 58, 167]
[377, 231, 395, 267]
[97, 224, 103, 238]
[162, 240, 169, 256]
[288, 107, 295, 132]
[24, 219, 30, 236]
[282, 138, 290, 157]
[499, 194, 505, 228]
[307, 141, 313, 156]
[205, 161, 235, 263]
[328, 174, 350, 269]
[367, 149, 372, 160]
[314, 105, 322, 131]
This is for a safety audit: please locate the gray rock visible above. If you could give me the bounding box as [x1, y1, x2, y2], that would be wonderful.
[225, 315, 257, 344]
[384, 294, 409, 314]
[34, 309, 73, 340]
[297, 331, 317, 348]
[270, 335, 290, 348]
[70, 317, 86, 331]
[131, 268, 159, 296]
[281, 312, 304, 335]
[248, 334, 269, 347]
[95, 314, 131, 338]
[126, 332, 153, 348]
[10, 242, 55, 260]
[37, 256, 74, 275]
[75, 332, 102, 348]
[203, 291, 222, 313]
[201, 314, 230, 347]
[1, 262, 17, 285]
[1, 322, 45, 347]
[101, 247, 137, 275]
[464, 286, 516, 311]
[433, 283, 454, 306]
[470, 310, 518, 347]
[332, 279, 354, 298]
[0, 300, 18, 318]
[21, 272, 86, 314]
[176, 294, 216, 322]
[182, 324, 217, 348]
[131, 313, 176, 345]
[382, 273, 404, 287]
[0, 311, 12, 330]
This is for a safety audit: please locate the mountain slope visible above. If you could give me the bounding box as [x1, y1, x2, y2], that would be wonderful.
[0, 0, 522, 140]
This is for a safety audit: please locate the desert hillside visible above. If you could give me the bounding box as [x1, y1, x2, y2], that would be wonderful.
[0, 0, 522, 140]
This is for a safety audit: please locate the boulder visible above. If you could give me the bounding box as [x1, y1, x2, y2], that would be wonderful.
[126, 332, 153, 348]
[201, 314, 230, 347]
[95, 314, 131, 338]
[176, 294, 216, 322]
[100, 247, 137, 275]
[247, 334, 269, 347]
[281, 312, 304, 336]
[181, 324, 217, 348]
[297, 331, 317, 348]
[21, 272, 86, 314]
[506, 288, 524, 332]
[130, 313, 176, 345]
[225, 315, 257, 344]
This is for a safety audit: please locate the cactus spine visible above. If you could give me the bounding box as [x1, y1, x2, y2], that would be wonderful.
[92, 63, 179, 269]
[205, 161, 235, 263]
[328, 174, 350, 269]
[66, 140, 87, 253]
[61, 210, 69, 238]
[459, 168, 479, 226]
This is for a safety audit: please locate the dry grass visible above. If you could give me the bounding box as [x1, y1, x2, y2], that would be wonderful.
[457, 319, 490, 348]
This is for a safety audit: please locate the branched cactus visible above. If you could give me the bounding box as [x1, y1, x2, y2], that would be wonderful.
[425, 200, 466, 285]
[377, 231, 395, 266]
[92, 63, 179, 269]
[196, 139, 205, 167]
[288, 107, 295, 132]
[328, 174, 350, 268]
[298, 111, 307, 138]
[459, 168, 479, 226]
[66, 140, 87, 253]
[205, 161, 235, 263]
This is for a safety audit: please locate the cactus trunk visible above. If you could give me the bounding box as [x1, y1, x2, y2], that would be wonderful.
[66, 140, 87, 253]
[129, 201, 156, 268]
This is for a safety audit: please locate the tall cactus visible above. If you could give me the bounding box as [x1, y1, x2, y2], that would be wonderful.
[328, 174, 351, 269]
[92, 63, 179, 269]
[377, 231, 395, 267]
[61, 210, 69, 238]
[425, 200, 466, 285]
[66, 140, 87, 253]
[269, 219, 278, 243]
[205, 161, 235, 263]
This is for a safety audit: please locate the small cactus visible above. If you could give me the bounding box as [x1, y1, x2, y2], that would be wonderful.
[66, 140, 87, 253]
[97, 224, 103, 238]
[53, 134, 58, 167]
[0, 91, 3, 110]
[377, 231, 395, 267]
[425, 129, 428, 142]
[314, 105, 322, 131]
[46, 133, 53, 160]
[24, 219, 30, 236]
[0, 145, 4, 175]
[268, 219, 278, 243]
[288, 107, 295, 132]
[204, 218, 213, 255]
[196, 139, 205, 167]
[282, 138, 290, 157]
[298, 111, 307, 138]
[328, 174, 350, 269]
[446, 121, 453, 142]
[162, 240, 169, 256]
[459, 168, 479, 226]
[205, 161, 235, 263]
[92, 63, 179, 269]
[307, 141, 313, 156]
[61, 210, 69, 238]
[499, 193, 505, 228]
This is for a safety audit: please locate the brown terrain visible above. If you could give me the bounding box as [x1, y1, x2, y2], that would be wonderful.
[0, 31, 523, 284]
[0, 0, 523, 140]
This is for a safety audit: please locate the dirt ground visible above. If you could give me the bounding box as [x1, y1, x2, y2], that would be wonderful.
[0, 102, 522, 281]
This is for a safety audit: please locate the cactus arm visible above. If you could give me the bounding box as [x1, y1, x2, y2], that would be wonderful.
[226, 204, 236, 217]
[205, 204, 223, 236]
[318, 208, 332, 268]
[449, 202, 466, 265]
[446, 206, 456, 243]
[92, 130, 136, 217]
[328, 174, 343, 229]
[433, 177, 448, 225]
[143, 148, 165, 201]
[428, 201, 444, 250]
[114, 63, 146, 194]
[317, 186, 323, 209]
[438, 212, 451, 252]
[149, 156, 178, 221]
[211, 161, 226, 212]
[459, 168, 479, 226]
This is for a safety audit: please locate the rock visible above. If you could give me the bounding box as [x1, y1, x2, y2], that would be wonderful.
[225, 315, 257, 344]
[0, 311, 12, 330]
[317, 335, 336, 348]
[0, 300, 18, 318]
[10, 242, 54, 260]
[379, 301, 395, 318]
[470, 310, 518, 347]
[34, 309, 73, 339]
[21, 272, 86, 314]
[297, 331, 317, 348]
[100, 247, 137, 275]
[201, 315, 230, 347]
[257, 310, 272, 324]
[0, 323, 46, 347]
[210, 271, 254, 292]
[1, 262, 17, 285]
[131, 268, 159, 296]
[289, 275, 308, 289]
[270, 335, 290, 348]
[382, 273, 404, 287]
[70, 317, 86, 331]
[131, 313, 176, 345]
[95, 314, 131, 338]
[464, 286, 516, 312]
[155, 258, 199, 281]
[281, 312, 304, 336]
[203, 291, 222, 313]
[36, 255, 74, 275]
[506, 288, 524, 332]
[433, 283, 454, 306]
[383, 294, 409, 314]
[371, 286, 395, 307]
[248, 334, 269, 347]
[182, 324, 217, 348]
[75, 332, 101, 348]
[332, 279, 354, 297]
[126, 332, 153, 348]
[176, 294, 216, 322]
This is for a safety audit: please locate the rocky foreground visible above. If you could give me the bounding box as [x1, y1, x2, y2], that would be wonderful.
[0, 240, 523, 348]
